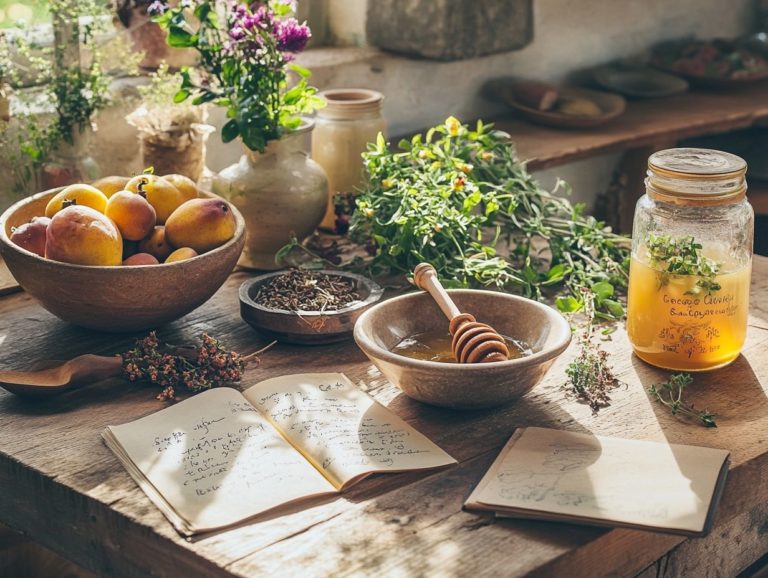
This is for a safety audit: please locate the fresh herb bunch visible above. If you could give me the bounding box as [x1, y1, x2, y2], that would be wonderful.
[151, 0, 324, 152]
[349, 117, 631, 317]
[648, 373, 717, 427]
[121, 331, 257, 401]
[646, 233, 721, 295]
[563, 289, 621, 412]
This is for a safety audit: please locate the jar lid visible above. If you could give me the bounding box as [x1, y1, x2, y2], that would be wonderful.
[317, 89, 384, 120]
[646, 148, 747, 205]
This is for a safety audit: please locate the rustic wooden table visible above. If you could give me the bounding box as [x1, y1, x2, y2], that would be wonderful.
[1, 259, 767, 578]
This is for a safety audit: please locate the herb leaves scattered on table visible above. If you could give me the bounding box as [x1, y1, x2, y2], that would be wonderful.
[348, 117, 631, 317]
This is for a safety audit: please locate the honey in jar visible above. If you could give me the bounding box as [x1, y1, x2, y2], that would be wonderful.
[626, 148, 754, 371]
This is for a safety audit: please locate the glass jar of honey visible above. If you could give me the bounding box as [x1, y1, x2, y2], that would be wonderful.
[626, 148, 754, 371]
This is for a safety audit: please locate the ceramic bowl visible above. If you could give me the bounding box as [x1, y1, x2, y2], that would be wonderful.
[354, 290, 571, 410]
[0, 187, 246, 332]
[507, 87, 626, 129]
[240, 270, 383, 344]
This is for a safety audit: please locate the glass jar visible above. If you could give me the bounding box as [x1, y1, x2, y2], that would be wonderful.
[40, 125, 100, 190]
[626, 148, 754, 371]
[311, 89, 386, 230]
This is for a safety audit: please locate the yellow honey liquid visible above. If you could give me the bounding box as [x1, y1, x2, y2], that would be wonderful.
[626, 254, 751, 371]
[392, 330, 531, 363]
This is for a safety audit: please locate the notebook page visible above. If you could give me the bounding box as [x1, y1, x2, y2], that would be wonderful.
[106, 387, 335, 533]
[244, 373, 456, 489]
[467, 427, 729, 533]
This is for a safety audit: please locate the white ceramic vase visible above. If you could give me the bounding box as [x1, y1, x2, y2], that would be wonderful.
[212, 121, 328, 270]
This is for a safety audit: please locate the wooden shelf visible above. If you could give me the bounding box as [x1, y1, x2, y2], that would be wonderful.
[492, 83, 768, 170]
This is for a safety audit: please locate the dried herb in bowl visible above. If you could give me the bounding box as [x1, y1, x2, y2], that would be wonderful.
[253, 269, 361, 312]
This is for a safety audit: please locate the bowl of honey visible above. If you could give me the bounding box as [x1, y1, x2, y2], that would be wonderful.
[353, 289, 571, 409]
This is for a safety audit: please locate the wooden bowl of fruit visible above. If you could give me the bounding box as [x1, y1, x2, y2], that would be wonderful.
[0, 174, 245, 332]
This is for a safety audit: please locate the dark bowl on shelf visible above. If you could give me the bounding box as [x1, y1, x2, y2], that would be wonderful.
[239, 270, 383, 344]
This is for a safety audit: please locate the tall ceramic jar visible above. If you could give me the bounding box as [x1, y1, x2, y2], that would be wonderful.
[312, 89, 386, 230]
[213, 121, 328, 270]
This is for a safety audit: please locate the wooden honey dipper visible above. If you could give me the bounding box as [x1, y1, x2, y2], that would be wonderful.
[413, 263, 510, 363]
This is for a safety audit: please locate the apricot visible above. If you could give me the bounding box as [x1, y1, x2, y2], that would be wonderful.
[45, 184, 109, 218]
[137, 226, 173, 261]
[165, 247, 198, 263]
[162, 174, 199, 202]
[165, 198, 237, 253]
[105, 191, 157, 241]
[45, 205, 123, 266]
[123, 253, 159, 266]
[92, 176, 131, 198]
[10, 216, 51, 257]
[125, 174, 186, 224]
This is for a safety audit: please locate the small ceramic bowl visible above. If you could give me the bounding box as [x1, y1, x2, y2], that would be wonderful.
[239, 270, 383, 344]
[0, 187, 245, 332]
[354, 290, 571, 410]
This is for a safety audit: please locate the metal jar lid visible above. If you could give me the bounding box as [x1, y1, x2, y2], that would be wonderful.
[646, 148, 747, 205]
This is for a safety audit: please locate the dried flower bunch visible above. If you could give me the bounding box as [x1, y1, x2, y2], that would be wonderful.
[121, 331, 256, 401]
[150, 0, 324, 152]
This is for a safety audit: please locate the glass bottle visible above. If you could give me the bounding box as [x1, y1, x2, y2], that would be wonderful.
[626, 148, 754, 371]
[41, 125, 100, 190]
[311, 89, 386, 230]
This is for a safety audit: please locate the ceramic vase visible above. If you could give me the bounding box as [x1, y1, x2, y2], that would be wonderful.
[212, 121, 328, 270]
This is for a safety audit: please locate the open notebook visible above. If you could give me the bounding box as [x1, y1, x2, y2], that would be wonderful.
[103, 373, 456, 536]
[465, 427, 730, 536]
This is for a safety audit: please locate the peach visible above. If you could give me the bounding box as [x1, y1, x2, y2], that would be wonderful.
[45, 184, 109, 218]
[165, 247, 198, 263]
[9, 216, 51, 257]
[105, 191, 157, 241]
[122, 253, 159, 266]
[162, 174, 199, 202]
[92, 176, 131, 198]
[126, 174, 186, 224]
[165, 198, 237, 253]
[137, 226, 173, 261]
[45, 205, 123, 266]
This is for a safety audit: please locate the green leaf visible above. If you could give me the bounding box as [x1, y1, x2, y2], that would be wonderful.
[591, 281, 614, 301]
[289, 63, 311, 78]
[221, 119, 240, 143]
[167, 27, 196, 48]
[173, 89, 190, 103]
[556, 296, 583, 313]
[602, 299, 625, 319]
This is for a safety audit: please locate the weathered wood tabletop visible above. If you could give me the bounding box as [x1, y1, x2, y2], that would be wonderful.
[1, 258, 767, 578]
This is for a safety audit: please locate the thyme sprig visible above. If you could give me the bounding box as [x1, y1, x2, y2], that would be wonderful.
[563, 289, 621, 412]
[648, 373, 717, 427]
[646, 234, 721, 295]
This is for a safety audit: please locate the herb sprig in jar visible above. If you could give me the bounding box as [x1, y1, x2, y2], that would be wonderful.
[646, 234, 722, 295]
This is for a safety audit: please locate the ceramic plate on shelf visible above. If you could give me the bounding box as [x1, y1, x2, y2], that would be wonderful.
[593, 65, 689, 98]
[507, 87, 626, 129]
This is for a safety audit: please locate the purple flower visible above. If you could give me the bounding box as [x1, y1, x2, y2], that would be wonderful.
[229, 25, 246, 41]
[147, 0, 167, 16]
[275, 18, 310, 53]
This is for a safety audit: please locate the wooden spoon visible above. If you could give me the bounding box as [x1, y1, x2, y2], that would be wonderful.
[0, 355, 123, 397]
[413, 263, 510, 363]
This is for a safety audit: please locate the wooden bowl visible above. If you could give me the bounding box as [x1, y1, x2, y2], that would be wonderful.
[239, 270, 383, 344]
[354, 290, 571, 410]
[0, 188, 246, 332]
[509, 87, 626, 129]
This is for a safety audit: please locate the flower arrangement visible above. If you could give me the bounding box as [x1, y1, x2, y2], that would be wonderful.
[151, 0, 324, 152]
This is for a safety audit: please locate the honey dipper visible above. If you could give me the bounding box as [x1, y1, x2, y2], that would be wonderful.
[412, 263, 510, 363]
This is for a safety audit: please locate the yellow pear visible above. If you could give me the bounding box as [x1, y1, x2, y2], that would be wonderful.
[125, 174, 186, 224]
[45, 184, 109, 218]
[165, 198, 237, 253]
